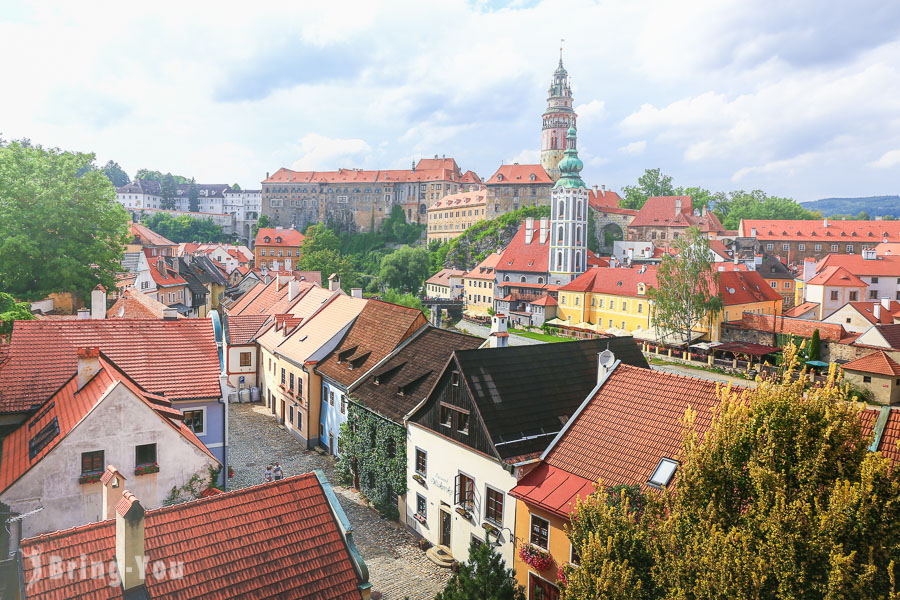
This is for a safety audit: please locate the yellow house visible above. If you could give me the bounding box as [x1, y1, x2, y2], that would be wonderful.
[426, 190, 487, 244]
[556, 267, 783, 342]
[463, 251, 502, 316]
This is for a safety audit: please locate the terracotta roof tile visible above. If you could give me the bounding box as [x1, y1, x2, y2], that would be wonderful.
[0, 320, 221, 412]
[20, 474, 365, 599]
[629, 196, 723, 234]
[497, 222, 550, 274]
[719, 270, 784, 305]
[316, 301, 427, 388]
[464, 253, 502, 280]
[739, 219, 900, 242]
[785, 301, 820, 318]
[224, 314, 271, 345]
[587, 188, 625, 210]
[843, 351, 900, 376]
[808, 265, 867, 287]
[818, 253, 900, 277]
[844, 301, 900, 325]
[485, 164, 552, 185]
[255, 227, 305, 247]
[130, 222, 177, 248]
[107, 289, 178, 319]
[426, 268, 466, 287]
[428, 190, 487, 210]
[560, 266, 657, 296]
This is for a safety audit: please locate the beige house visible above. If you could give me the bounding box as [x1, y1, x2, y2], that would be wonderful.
[803, 266, 867, 320]
[426, 190, 488, 244]
[463, 252, 501, 316]
[425, 268, 466, 300]
[823, 299, 900, 333]
[842, 351, 900, 405]
[0, 350, 219, 540]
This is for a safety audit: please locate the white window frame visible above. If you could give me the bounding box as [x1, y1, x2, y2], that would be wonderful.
[529, 513, 550, 550]
[181, 406, 207, 437]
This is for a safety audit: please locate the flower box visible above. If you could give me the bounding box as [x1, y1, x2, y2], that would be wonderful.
[134, 462, 159, 476]
[413, 513, 427, 524]
[455, 506, 471, 520]
[78, 472, 102, 485]
[481, 522, 499, 536]
[228, 466, 235, 479]
[519, 544, 553, 571]
[412, 473, 426, 486]
[557, 562, 569, 587]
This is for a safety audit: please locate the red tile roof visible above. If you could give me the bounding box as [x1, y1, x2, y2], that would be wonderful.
[255, 227, 305, 247]
[0, 353, 216, 493]
[428, 190, 487, 210]
[529, 295, 558, 307]
[586, 252, 610, 268]
[425, 268, 466, 287]
[719, 270, 784, 305]
[509, 462, 594, 518]
[316, 300, 427, 387]
[497, 222, 550, 274]
[817, 253, 900, 277]
[225, 314, 271, 345]
[561, 266, 658, 296]
[147, 257, 187, 287]
[228, 278, 318, 317]
[0, 319, 221, 412]
[860, 408, 900, 466]
[465, 252, 502, 280]
[485, 164, 552, 185]
[130, 222, 177, 248]
[460, 169, 482, 185]
[843, 351, 900, 376]
[807, 265, 867, 287]
[587, 188, 625, 210]
[20, 473, 367, 600]
[728, 312, 851, 342]
[629, 196, 724, 234]
[784, 301, 820, 318]
[844, 301, 900, 325]
[739, 219, 900, 242]
[106, 289, 178, 319]
[263, 160, 466, 185]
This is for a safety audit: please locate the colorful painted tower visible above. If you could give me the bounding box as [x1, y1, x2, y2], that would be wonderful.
[548, 125, 588, 286]
[540, 54, 576, 182]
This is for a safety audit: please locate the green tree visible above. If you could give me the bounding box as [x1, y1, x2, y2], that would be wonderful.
[808, 328, 821, 362]
[252, 214, 271, 237]
[0, 292, 35, 338]
[648, 226, 723, 347]
[381, 288, 428, 318]
[101, 160, 130, 187]
[674, 186, 726, 212]
[0, 141, 130, 301]
[856, 210, 871, 220]
[620, 168, 675, 209]
[436, 540, 525, 600]
[160, 173, 178, 210]
[143, 213, 225, 243]
[378, 246, 429, 293]
[135, 169, 188, 184]
[713, 190, 818, 229]
[231, 183, 241, 191]
[188, 178, 199, 213]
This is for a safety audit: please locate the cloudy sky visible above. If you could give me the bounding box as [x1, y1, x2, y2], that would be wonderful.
[2, 1, 899, 201]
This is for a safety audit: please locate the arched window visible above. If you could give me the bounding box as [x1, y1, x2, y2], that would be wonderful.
[559, 200, 565, 217]
[558, 226, 564, 242]
[575, 252, 582, 271]
[577, 201, 583, 219]
[557, 251, 563, 269]
[537, 277, 544, 284]
[520, 276, 526, 283]
[576, 227, 582, 244]
[504, 275, 510, 282]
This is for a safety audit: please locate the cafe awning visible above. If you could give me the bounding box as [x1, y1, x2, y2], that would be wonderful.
[714, 341, 781, 356]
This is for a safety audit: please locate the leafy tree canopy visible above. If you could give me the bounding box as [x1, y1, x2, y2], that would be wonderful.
[621, 168, 675, 209]
[188, 178, 199, 213]
[142, 213, 227, 243]
[231, 183, 241, 191]
[379, 246, 429, 293]
[101, 160, 130, 187]
[0, 291, 35, 338]
[381, 288, 429, 318]
[134, 169, 189, 184]
[0, 141, 130, 301]
[252, 214, 271, 237]
[437, 540, 525, 600]
[562, 347, 900, 600]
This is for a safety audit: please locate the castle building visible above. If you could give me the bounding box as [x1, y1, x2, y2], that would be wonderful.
[540, 56, 577, 182]
[548, 125, 589, 286]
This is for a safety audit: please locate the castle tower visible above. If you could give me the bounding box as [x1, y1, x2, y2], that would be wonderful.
[548, 125, 589, 286]
[540, 55, 576, 182]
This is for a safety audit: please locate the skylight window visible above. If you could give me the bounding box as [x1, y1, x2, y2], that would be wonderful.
[648, 457, 678, 488]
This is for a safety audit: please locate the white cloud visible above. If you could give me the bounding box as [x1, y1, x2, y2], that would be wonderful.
[510, 148, 541, 165]
[620, 140, 646, 155]
[290, 134, 372, 171]
[575, 99, 606, 125]
[871, 149, 900, 169]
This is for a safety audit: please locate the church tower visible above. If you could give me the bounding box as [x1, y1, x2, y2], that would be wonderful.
[548, 125, 588, 286]
[540, 55, 576, 182]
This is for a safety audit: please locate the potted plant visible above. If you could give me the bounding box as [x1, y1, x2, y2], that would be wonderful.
[134, 462, 160, 476]
[78, 472, 103, 485]
[412, 473, 426, 486]
[455, 506, 471, 520]
[519, 544, 553, 570]
[557, 562, 569, 587]
[227, 466, 235, 479]
[417, 537, 432, 551]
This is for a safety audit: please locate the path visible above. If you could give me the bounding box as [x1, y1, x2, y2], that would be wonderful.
[228, 402, 451, 599]
[650, 362, 758, 388]
[451, 320, 544, 345]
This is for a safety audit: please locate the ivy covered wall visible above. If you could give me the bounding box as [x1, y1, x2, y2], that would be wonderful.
[335, 402, 407, 520]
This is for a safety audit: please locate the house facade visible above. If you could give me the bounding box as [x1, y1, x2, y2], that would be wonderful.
[425, 269, 466, 300]
[426, 190, 488, 244]
[463, 252, 502, 317]
[223, 314, 270, 389]
[484, 164, 553, 217]
[738, 218, 900, 263]
[254, 227, 305, 271]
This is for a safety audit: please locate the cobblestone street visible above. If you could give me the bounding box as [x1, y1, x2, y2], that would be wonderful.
[228, 402, 451, 600]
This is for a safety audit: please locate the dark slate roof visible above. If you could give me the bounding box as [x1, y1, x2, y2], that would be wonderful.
[453, 337, 649, 461]
[758, 255, 794, 280]
[191, 255, 228, 286]
[117, 179, 162, 195]
[178, 259, 210, 297]
[352, 327, 483, 423]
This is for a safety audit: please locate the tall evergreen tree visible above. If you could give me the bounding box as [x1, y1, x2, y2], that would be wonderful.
[188, 178, 199, 213]
[436, 541, 525, 600]
[160, 173, 178, 210]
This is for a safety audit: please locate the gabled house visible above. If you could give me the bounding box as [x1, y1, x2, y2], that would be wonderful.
[463, 252, 502, 317]
[854, 324, 900, 351]
[757, 255, 797, 307]
[128, 222, 178, 258]
[315, 301, 427, 456]
[134, 255, 190, 310]
[405, 338, 649, 565]
[802, 266, 868, 320]
[254, 227, 305, 271]
[842, 351, 900, 405]
[18, 472, 372, 599]
[510, 364, 724, 598]
[824, 299, 900, 333]
[425, 269, 466, 300]
[626, 196, 725, 247]
[494, 218, 552, 315]
[0, 349, 219, 540]
[0, 319, 226, 462]
[817, 250, 900, 302]
[223, 313, 270, 389]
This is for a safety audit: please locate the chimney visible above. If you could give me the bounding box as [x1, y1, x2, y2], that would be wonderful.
[91, 285, 107, 320]
[824, 218, 829, 228]
[101, 465, 126, 520]
[539, 217, 549, 244]
[675, 198, 682, 214]
[77, 308, 90, 320]
[172, 259, 179, 275]
[157, 257, 166, 275]
[875, 303, 882, 321]
[162, 308, 178, 320]
[328, 273, 340, 291]
[115, 491, 146, 593]
[351, 287, 363, 299]
[489, 314, 508, 348]
[882, 297, 891, 310]
[77, 347, 101, 390]
[751, 227, 757, 237]
[525, 217, 535, 244]
[277, 273, 290, 290]
[288, 279, 301, 301]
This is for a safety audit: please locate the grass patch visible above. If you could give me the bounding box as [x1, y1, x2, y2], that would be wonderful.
[650, 357, 752, 379]
[509, 328, 569, 343]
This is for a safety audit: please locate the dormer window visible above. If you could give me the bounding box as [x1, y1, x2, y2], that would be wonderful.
[497, 174, 503, 182]
[648, 457, 678, 488]
[264, 237, 271, 243]
[276, 237, 282, 243]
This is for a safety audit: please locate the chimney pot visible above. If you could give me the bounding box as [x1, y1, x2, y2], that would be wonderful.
[102, 465, 127, 520]
[77, 308, 91, 320]
[77, 347, 101, 391]
[115, 491, 146, 592]
[881, 297, 891, 310]
[351, 287, 363, 299]
[162, 308, 178, 320]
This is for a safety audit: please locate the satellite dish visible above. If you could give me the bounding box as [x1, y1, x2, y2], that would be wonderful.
[598, 349, 615, 368]
[118, 303, 125, 317]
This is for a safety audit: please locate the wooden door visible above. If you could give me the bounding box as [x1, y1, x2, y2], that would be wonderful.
[440, 510, 452, 547]
[528, 573, 559, 600]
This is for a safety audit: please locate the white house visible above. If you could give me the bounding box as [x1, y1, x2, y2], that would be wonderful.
[0, 349, 219, 541]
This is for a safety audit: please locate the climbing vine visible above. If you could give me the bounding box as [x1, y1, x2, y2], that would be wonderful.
[336, 402, 407, 520]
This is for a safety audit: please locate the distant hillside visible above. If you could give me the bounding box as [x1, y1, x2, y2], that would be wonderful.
[801, 196, 900, 218]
